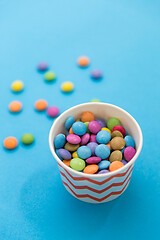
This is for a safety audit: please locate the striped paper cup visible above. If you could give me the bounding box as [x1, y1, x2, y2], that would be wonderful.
[49, 103, 143, 203]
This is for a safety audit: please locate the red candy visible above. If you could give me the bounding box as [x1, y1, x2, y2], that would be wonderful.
[112, 125, 126, 137]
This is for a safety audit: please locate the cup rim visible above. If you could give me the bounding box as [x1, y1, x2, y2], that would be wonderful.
[49, 102, 143, 178]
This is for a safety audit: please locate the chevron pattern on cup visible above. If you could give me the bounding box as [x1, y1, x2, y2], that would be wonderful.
[58, 162, 133, 203]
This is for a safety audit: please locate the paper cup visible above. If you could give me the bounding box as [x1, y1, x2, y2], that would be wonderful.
[49, 103, 143, 203]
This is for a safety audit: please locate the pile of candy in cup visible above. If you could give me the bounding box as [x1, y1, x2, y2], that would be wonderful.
[54, 111, 136, 174]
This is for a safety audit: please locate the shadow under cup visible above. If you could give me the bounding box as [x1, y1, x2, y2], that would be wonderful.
[49, 103, 143, 204]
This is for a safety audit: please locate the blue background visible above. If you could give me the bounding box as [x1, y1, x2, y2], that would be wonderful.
[0, 0, 160, 239]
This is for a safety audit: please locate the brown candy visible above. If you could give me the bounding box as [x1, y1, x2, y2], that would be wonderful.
[64, 142, 80, 152]
[109, 150, 122, 163]
[111, 130, 123, 139]
[110, 137, 125, 150]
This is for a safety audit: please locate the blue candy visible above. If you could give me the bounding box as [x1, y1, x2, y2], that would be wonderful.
[95, 144, 110, 159]
[72, 121, 87, 136]
[98, 160, 110, 170]
[96, 130, 111, 144]
[65, 116, 75, 131]
[77, 146, 92, 159]
[55, 149, 63, 160]
[124, 135, 135, 148]
[54, 134, 66, 149]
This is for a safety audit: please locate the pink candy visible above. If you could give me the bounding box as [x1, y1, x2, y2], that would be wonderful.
[90, 134, 98, 143]
[86, 157, 101, 164]
[81, 133, 90, 145]
[47, 106, 59, 117]
[67, 134, 81, 144]
[88, 121, 101, 134]
[124, 147, 136, 161]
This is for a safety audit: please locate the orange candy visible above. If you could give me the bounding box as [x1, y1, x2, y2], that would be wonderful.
[77, 56, 90, 67]
[81, 111, 95, 123]
[9, 101, 22, 113]
[83, 164, 98, 174]
[69, 127, 74, 134]
[3, 136, 18, 150]
[109, 161, 124, 172]
[63, 159, 71, 167]
[106, 141, 111, 150]
[35, 99, 48, 111]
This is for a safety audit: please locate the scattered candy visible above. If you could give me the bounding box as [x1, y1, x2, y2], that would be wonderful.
[90, 99, 101, 102]
[77, 56, 90, 67]
[35, 99, 48, 111]
[47, 106, 59, 117]
[3, 136, 18, 150]
[61, 82, 74, 92]
[38, 62, 48, 71]
[21, 133, 34, 145]
[11, 80, 24, 92]
[91, 69, 102, 79]
[53, 111, 136, 174]
[44, 71, 56, 81]
[9, 101, 22, 113]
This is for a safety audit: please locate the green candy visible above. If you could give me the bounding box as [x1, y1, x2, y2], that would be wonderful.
[84, 122, 90, 133]
[90, 99, 101, 102]
[21, 133, 34, 145]
[107, 117, 121, 131]
[44, 71, 56, 81]
[70, 158, 85, 171]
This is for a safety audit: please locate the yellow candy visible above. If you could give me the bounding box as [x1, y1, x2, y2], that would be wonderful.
[61, 82, 74, 92]
[101, 127, 111, 135]
[72, 151, 78, 158]
[11, 80, 23, 92]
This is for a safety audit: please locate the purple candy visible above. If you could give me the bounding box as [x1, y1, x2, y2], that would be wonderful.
[81, 133, 90, 145]
[88, 121, 101, 134]
[58, 149, 71, 160]
[87, 142, 98, 155]
[66, 134, 81, 144]
[96, 119, 106, 128]
[124, 147, 136, 161]
[121, 159, 127, 165]
[91, 69, 102, 79]
[90, 134, 98, 143]
[98, 169, 109, 174]
[38, 62, 48, 71]
[86, 156, 101, 164]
